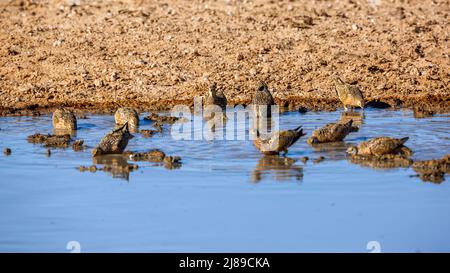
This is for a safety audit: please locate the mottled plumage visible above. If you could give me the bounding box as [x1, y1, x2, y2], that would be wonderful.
[52, 108, 77, 131]
[205, 82, 227, 111]
[251, 82, 275, 118]
[347, 137, 411, 157]
[114, 107, 139, 131]
[253, 126, 306, 155]
[334, 78, 365, 111]
[307, 120, 355, 144]
[92, 123, 134, 157]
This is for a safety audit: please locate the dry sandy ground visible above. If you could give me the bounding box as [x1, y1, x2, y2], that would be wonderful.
[0, 0, 449, 116]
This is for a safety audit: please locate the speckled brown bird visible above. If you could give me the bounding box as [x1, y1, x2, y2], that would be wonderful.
[114, 107, 139, 131]
[253, 126, 306, 155]
[334, 78, 365, 111]
[307, 120, 355, 144]
[347, 137, 411, 157]
[251, 82, 275, 118]
[205, 82, 227, 111]
[92, 123, 134, 157]
[52, 108, 77, 131]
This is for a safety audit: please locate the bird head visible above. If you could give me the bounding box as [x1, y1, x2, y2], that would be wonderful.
[258, 82, 268, 92]
[307, 137, 319, 144]
[118, 122, 134, 139]
[209, 82, 217, 96]
[346, 146, 358, 155]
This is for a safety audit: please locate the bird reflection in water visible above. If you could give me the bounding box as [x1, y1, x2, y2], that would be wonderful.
[53, 128, 77, 137]
[309, 142, 352, 161]
[251, 155, 303, 183]
[347, 154, 412, 170]
[92, 154, 138, 181]
[339, 111, 365, 127]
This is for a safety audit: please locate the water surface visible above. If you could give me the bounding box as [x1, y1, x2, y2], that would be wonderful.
[0, 108, 449, 252]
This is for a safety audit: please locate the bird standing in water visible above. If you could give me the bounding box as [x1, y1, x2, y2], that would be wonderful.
[251, 82, 275, 118]
[253, 126, 306, 156]
[307, 120, 356, 144]
[52, 108, 77, 131]
[92, 122, 134, 157]
[205, 82, 227, 111]
[204, 82, 227, 122]
[114, 107, 139, 131]
[334, 77, 365, 111]
[347, 137, 411, 157]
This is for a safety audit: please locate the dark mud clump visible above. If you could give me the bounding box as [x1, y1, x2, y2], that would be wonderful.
[126, 149, 167, 162]
[78, 165, 98, 172]
[27, 133, 71, 148]
[163, 156, 182, 170]
[140, 129, 157, 138]
[412, 155, 450, 183]
[3, 147, 11, 156]
[144, 113, 188, 132]
[348, 154, 413, 170]
[125, 149, 182, 169]
[313, 156, 326, 164]
[144, 113, 182, 125]
[78, 163, 139, 179]
[300, 156, 309, 164]
[72, 139, 86, 151]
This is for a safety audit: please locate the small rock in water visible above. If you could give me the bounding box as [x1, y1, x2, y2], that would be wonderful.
[163, 156, 182, 169]
[78, 165, 98, 172]
[126, 149, 166, 162]
[72, 139, 85, 151]
[412, 155, 449, 183]
[300, 156, 309, 163]
[140, 129, 157, 138]
[27, 133, 71, 148]
[3, 148, 11, 156]
[313, 156, 325, 164]
[144, 113, 184, 125]
[298, 107, 308, 114]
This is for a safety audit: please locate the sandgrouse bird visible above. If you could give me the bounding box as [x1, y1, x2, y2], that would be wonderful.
[114, 107, 139, 131]
[251, 82, 275, 118]
[334, 77, 365, 111]
[307, 120, 356, 144]
[253, 126, 306, 156]
[52, 108, 77, 131]
[346, 137, 411, 157]
[92, 122, 134, 157]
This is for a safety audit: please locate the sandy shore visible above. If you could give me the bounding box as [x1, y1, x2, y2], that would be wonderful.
[0, 0, 449, 116]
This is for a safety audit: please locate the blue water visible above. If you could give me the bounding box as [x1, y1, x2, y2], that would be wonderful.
[0, 109, 449, 252]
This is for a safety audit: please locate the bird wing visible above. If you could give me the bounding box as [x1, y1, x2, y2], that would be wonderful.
[367, 137, 403, 155]
[349, 85, 364, 100]
[273, 130, 299, 151]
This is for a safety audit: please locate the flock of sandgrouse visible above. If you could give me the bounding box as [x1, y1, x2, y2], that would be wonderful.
[50, 78, 412, 160]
